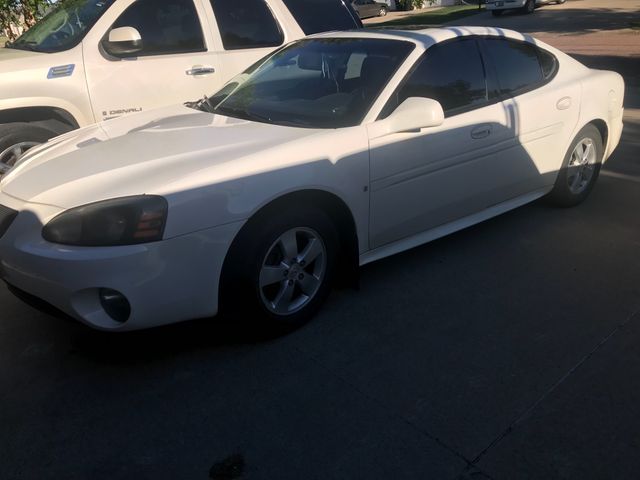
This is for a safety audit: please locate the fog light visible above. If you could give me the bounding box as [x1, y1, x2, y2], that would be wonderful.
[99, 288, 131, 323]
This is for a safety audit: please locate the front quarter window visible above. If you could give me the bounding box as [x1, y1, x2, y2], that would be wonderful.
[8, 0, 116, 53]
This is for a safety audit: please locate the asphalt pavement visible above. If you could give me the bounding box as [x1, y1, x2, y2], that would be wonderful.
[2, 1, 640, 478]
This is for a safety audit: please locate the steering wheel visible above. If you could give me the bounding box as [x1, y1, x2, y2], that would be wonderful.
[51, 10, 75, 37]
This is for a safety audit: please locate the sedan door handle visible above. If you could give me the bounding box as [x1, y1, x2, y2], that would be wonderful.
[186, 66, 215, 76]
[556, 96, 572, 110]
[471, 125, 492, 140]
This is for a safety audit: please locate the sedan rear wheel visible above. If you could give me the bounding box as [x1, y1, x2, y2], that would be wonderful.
[379, 6, 387, 16]
[566, 138, 598, 196]
[221, 205, 339, 335]
[547, 124, 603, 207]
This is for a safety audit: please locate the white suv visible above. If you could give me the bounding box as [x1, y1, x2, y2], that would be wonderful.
[0, 0, 361, 173]
[486, 0, 566, 16]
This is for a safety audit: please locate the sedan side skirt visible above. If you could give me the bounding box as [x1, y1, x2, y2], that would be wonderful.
[359, 186, 551, 266]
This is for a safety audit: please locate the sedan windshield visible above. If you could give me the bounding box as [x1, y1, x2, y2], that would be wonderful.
[7, 0, 115, 53]
[209, 38, 415, 129]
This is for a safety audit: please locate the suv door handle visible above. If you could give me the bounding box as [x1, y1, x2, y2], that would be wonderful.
[186, 66, 215, 76]
[471, 125, 492, 139]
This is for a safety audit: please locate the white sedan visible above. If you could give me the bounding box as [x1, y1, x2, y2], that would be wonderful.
[0, 27, 624, 332]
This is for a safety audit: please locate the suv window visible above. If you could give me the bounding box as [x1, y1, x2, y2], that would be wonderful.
[210, 0, 284, 50]
[112, 0, 205, 56]
[382, 38, 488, 118]
[484, 38, 544, 96]
[282, 0, 361, 35]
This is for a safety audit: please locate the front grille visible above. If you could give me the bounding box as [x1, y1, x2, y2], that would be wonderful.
[0, 204, 18, 239]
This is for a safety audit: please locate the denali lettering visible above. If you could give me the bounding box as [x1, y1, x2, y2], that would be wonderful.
[103, 108, 143, 117]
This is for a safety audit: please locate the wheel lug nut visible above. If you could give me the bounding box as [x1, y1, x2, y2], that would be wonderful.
[288, 280, 294, 286]
[300, 260, 306, 267]
[298, 273, 304, 280]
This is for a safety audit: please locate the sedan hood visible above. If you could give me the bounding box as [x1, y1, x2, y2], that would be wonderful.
[0, 105, 322, 208]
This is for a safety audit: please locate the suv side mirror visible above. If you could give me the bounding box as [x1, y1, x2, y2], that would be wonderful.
[102, 26, 143, 57]
[373, 97, 445, 138]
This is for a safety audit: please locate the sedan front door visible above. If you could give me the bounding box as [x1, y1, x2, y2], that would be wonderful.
[368, 37, 538, 249]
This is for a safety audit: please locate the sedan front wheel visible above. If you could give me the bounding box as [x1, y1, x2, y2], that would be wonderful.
[221, 206, 339, 335]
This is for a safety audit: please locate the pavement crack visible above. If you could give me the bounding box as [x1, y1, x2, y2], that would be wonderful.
[290, 344, 485, 476]
[470, 307, 640, 466]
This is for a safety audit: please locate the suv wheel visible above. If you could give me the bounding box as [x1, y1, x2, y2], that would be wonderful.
[0, 123, 56, 175]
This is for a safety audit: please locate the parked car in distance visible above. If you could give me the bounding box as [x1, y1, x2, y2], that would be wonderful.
[0, 27, 624, 333]
[351, 0, 388, 19]
[0, 0, 362, 174]
[486, 0, 566, 16]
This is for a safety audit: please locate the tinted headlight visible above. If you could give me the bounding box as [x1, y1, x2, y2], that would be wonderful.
[42, 195, 168, 246]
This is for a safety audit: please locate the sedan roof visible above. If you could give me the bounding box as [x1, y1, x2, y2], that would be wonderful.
[310, 26, 538, 49]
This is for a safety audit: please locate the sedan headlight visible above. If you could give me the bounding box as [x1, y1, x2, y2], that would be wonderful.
[42, 195, 168, 246]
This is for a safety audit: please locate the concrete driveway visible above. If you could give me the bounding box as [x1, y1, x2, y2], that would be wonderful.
[2, 1, 640, 478]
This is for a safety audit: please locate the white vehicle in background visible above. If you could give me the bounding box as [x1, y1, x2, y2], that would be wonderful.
[0, 0, 361, 174]
[0, 27, 624, 333]
[486, 0, 566, 16]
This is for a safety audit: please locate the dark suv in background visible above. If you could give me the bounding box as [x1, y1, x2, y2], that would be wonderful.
[351, 0, 389, 18]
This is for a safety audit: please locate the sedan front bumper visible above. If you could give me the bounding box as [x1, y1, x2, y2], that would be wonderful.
[0, 194, 243, 331]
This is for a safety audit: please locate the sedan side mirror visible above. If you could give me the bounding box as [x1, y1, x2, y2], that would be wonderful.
[385, 97, 445, 135]
[102, 26, 143, 58]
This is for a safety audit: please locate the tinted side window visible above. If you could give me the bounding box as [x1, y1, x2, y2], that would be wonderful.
[113, 0, 205, 56]
[210, 0, 283, 50]
[282, 0, 360, 34]
[384, 39, 488, 117]
[485, 38, 543, 96]
[538, 48, 558, 80]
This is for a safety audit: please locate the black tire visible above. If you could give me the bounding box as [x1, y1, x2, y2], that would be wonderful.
[492, 9, 503, 16]
[547, 124, 603, 208]
[0, 123, 56, 173]
[220, 205, 339, 336]
[379, 6, 388, 16]
[522, 0, 535, 13]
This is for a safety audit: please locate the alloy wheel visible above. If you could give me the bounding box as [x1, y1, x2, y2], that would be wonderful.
[259, 227, 327, 316]
[526, 0, 535, 13]
[0, 141, 39, 175]
[567, 138, 597, 195]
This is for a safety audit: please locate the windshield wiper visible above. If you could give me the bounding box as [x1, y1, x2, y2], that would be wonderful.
[213, 104, 265, 123]
[185, 95, 216, 113]
[6, 41, 40, 52]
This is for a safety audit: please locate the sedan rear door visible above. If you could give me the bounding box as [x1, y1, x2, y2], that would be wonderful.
[481, 37, 581, 191]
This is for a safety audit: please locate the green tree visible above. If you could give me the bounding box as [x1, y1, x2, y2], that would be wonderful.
[397, 0, 441, 11]
[1, 0, 52, 41]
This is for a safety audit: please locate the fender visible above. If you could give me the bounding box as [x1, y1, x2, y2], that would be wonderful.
[0, 97, 90, 129]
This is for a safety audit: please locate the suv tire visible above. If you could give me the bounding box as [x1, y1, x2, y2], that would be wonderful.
[0, 123, 56, 174]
